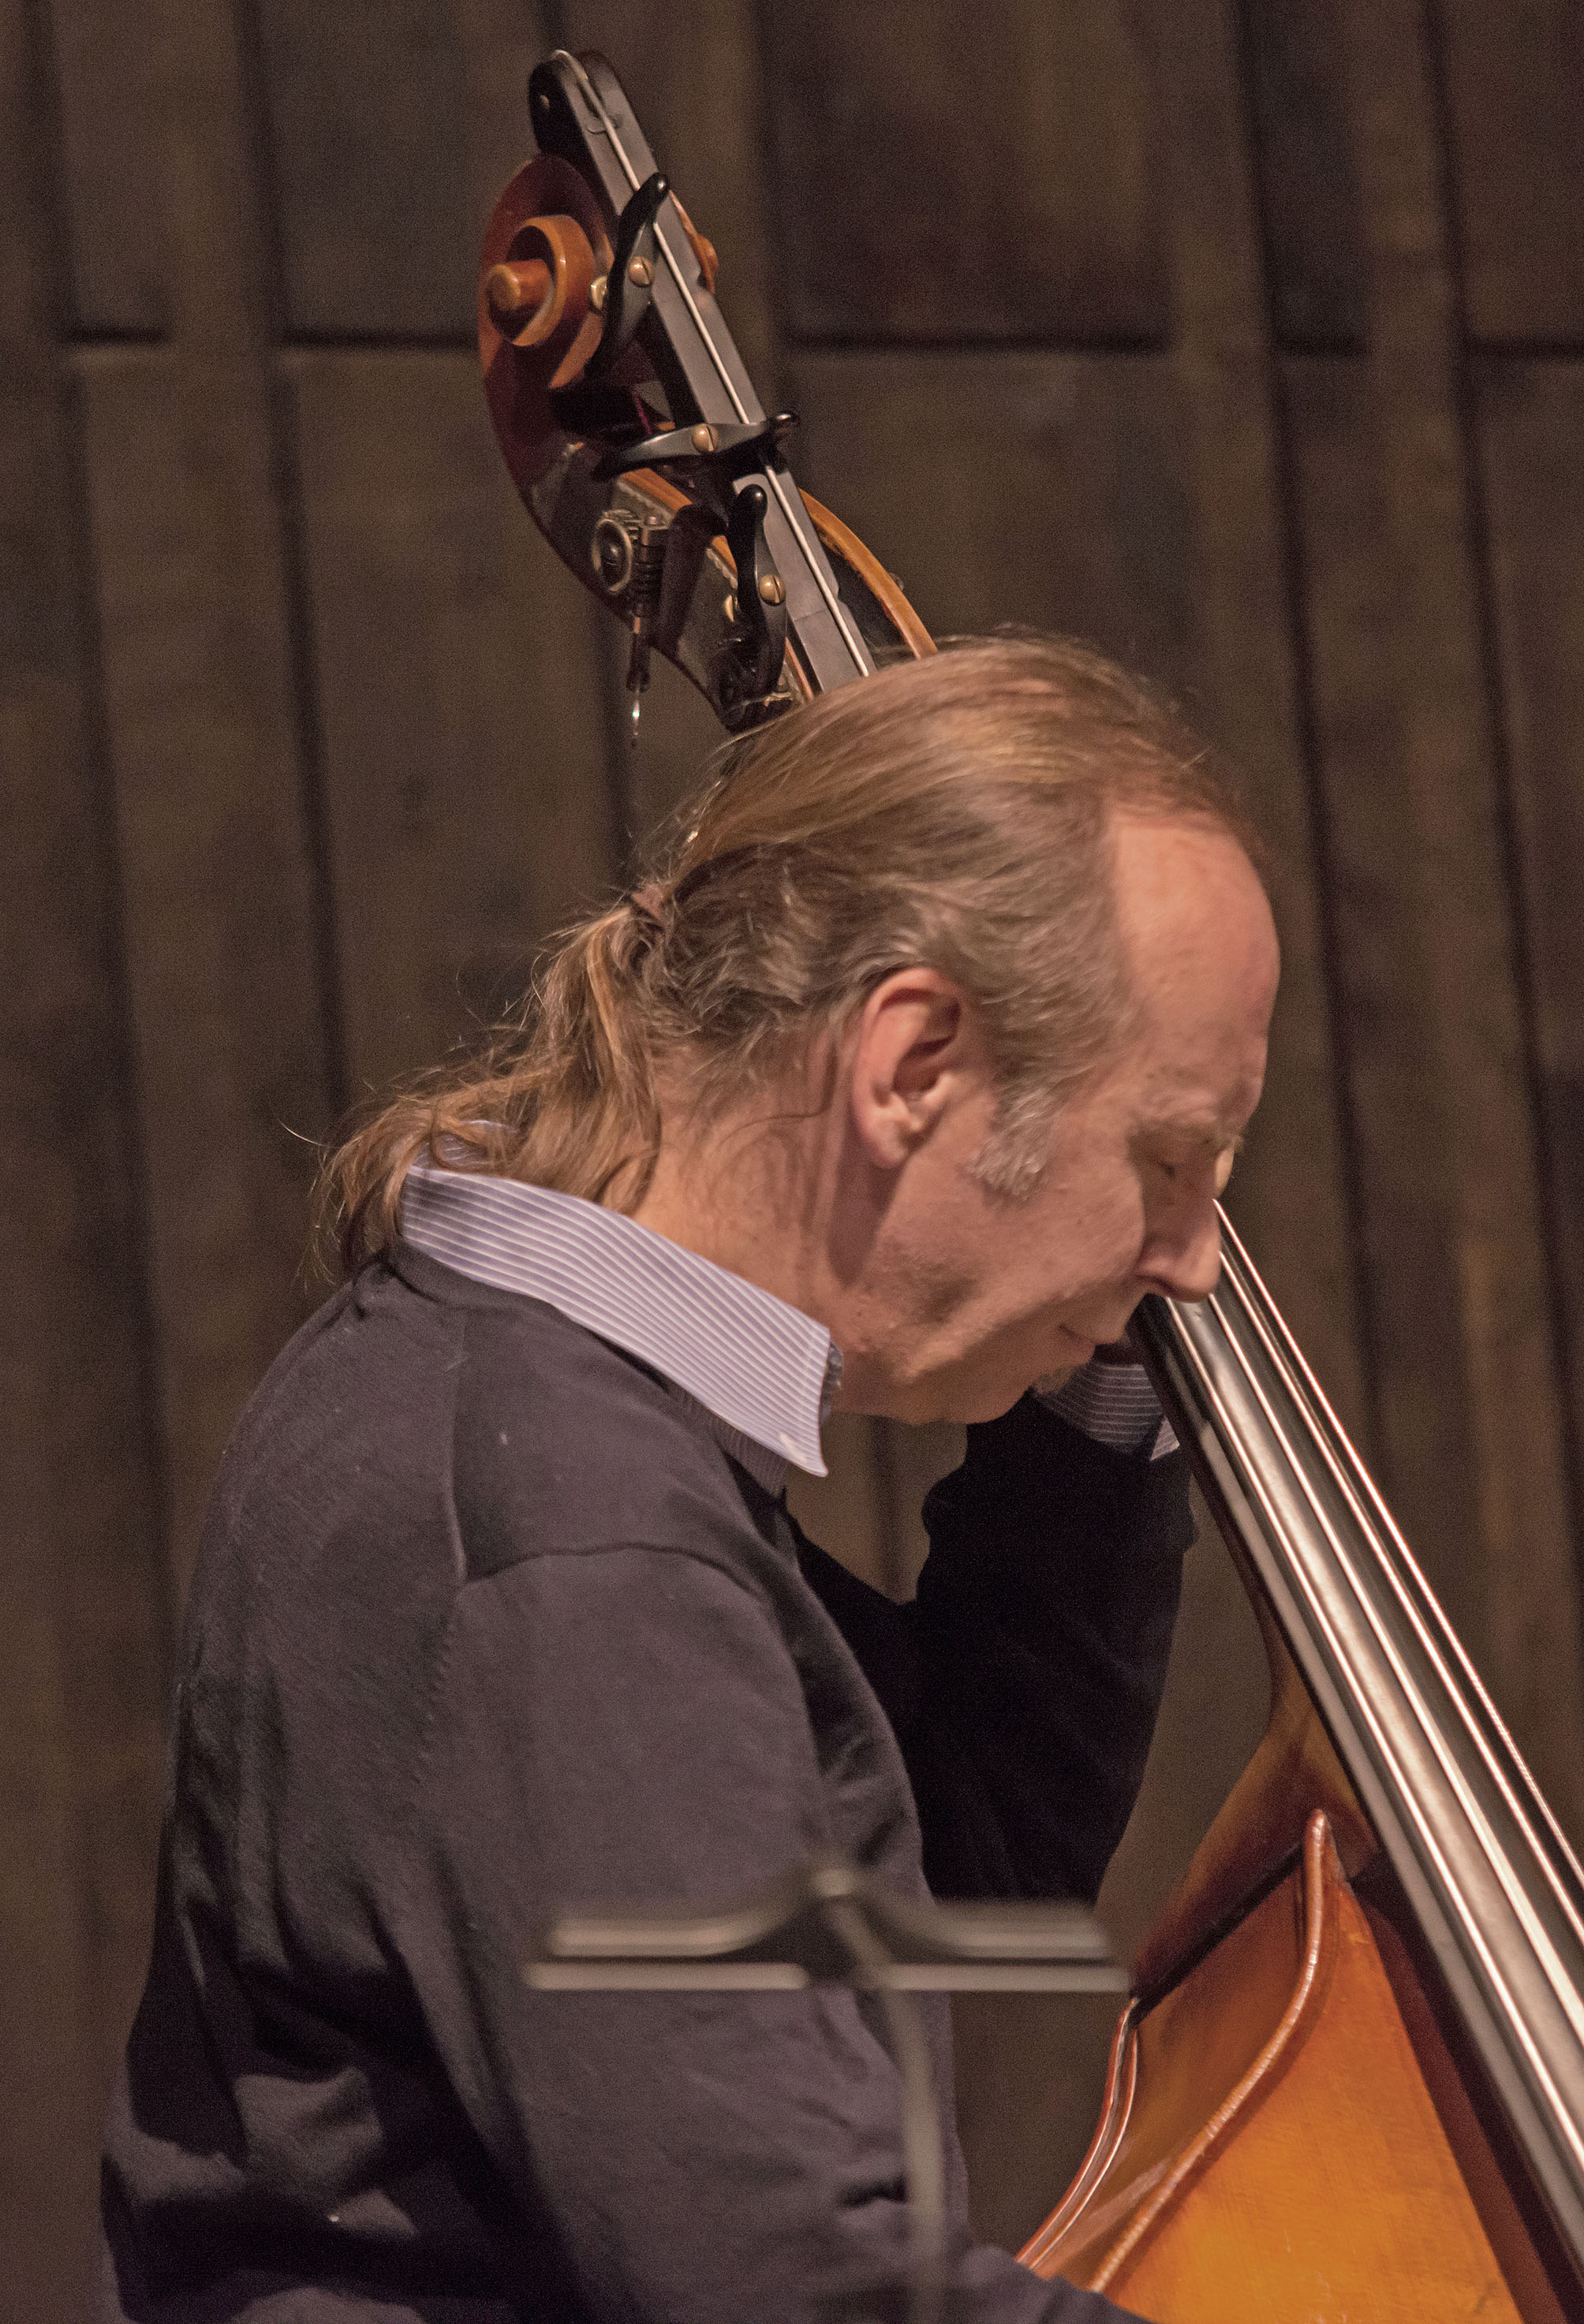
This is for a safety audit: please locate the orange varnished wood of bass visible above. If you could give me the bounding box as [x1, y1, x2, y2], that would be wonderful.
[1022, 1812, 1552, 2319]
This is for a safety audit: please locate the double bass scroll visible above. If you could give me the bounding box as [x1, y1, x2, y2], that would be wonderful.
[480, 49, 931, 742]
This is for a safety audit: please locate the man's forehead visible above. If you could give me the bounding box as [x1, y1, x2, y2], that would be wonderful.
[1111, 815, 1276, 965]
[1121, 1035, 1265, 1145]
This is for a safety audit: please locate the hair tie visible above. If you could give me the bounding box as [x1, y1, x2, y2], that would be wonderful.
[628, 882, 667, 932]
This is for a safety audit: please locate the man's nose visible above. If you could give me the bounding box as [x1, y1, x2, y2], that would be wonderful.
[1138, 1201, 1223, 1304]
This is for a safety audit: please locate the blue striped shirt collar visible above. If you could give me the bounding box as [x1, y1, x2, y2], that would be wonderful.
[401, 1164, 838, 1494]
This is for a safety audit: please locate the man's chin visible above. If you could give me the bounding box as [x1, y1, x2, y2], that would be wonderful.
[907, 1371, 1041, 1428]
[839, 1347, 1068, 1428]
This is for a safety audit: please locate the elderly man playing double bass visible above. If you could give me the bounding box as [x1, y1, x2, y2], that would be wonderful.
[100, 635, 1280, 2322]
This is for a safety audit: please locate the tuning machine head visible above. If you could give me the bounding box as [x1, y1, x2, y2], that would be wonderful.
[586, 172, 670, 379]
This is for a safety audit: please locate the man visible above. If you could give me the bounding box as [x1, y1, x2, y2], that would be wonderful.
[101, 636, 1280, 2319]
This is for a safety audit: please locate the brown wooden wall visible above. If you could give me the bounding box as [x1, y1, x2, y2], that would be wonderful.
[5, 0, 1584, 2307]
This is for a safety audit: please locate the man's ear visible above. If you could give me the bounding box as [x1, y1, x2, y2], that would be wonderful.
[847, 969, 985, 1169]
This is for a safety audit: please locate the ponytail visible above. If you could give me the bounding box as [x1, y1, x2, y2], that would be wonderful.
[319, 896, 667, 1274]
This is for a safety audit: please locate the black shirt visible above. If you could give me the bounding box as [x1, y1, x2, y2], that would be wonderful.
[101, 1244, 1189, 2320]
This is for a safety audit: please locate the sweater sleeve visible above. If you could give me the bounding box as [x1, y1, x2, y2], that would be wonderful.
[393, 1542, 1136, 2324]
[797, 1396, 1193, 1904]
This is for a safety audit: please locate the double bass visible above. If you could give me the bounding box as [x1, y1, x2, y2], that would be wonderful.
[476, 51, 1584, 2318]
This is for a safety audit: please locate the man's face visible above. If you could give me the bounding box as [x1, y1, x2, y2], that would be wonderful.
[840, 814, 1281, 1424]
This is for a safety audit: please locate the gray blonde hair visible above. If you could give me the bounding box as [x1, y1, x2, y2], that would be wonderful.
[323, 635, 1259, 1270]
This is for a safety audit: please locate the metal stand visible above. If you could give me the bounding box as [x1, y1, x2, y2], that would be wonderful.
[525, 1855, 1126, 2324]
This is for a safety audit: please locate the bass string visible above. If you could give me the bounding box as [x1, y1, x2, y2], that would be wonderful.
[1181, 1300, 1584, 2187]
[1194, 1265, 1584, 2051]
[1216, 1221, 1584, 1926]
[1221, 1212, 1584, 1903]
[551, 50, 873, 681]
[1207, 1262, 1584, 1975]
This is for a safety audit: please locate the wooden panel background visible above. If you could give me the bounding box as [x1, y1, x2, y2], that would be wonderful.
[4, 0, 1583, 2303]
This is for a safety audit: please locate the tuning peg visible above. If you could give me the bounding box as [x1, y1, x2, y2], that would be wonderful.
[484, 257, 551, 335]
[586, 171, 669, 378]
[482, 209, 600, 375]
[592, 412, 798, 486]
[723, 481, 787, 706]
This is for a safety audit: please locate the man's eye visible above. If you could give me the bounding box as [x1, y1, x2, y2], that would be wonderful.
[1149, 1147, 1236, 1190]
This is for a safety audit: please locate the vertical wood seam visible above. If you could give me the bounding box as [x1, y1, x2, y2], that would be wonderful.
[747, 0, 795, 373]
[24, 0, 177, 1683]
[1229, 0, 1386, 1475]
[57, 360, 180, 1684]
[233, 0, 353, 1126]
[1420, 0, 1584, 1599]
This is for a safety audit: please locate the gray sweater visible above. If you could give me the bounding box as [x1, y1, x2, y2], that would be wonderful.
[101, 1243, 1189, 2320]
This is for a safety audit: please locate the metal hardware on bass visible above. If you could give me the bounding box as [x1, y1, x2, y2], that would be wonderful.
[585, 169, 669, 375]
[480, 50, 891, 736]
